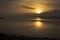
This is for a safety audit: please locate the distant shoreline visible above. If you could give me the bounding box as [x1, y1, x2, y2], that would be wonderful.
[0, 17, 60, 20]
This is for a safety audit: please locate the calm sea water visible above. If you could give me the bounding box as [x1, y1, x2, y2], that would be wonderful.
[0, 18, 60, 38]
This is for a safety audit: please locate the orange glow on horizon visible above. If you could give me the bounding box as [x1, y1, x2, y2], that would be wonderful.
[34, 17, 43, 21]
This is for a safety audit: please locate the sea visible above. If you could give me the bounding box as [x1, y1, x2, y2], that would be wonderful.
[0, 18, 60, 38]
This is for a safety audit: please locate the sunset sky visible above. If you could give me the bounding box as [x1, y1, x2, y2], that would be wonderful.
[0, 0, 60, 38]
[0, 0, 60, 14]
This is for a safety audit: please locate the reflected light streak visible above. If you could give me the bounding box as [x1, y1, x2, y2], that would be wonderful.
[34, 18, 43, 29]
[34, 21, 43, 28]
[35, 17, 42, 21]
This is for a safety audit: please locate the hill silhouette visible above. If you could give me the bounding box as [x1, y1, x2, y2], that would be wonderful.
[39, 10, 60, 18]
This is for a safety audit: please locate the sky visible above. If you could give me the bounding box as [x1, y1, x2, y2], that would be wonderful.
[0, 0, 60, 14]
[0, 0, 60, 38]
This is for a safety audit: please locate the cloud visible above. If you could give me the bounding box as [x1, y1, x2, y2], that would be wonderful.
[38, 0, 60, 9]
[0, 0, 60, 13]
[24, 0, 60, 10]
[17, 6, 35, 9]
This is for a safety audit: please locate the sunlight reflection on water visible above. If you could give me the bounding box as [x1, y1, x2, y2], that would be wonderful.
[34, 21, 43, 28]
[0, 17, 60, 38]
[33, 18, 43, 29]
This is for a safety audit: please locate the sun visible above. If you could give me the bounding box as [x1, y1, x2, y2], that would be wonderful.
[36, 10, 42, 14]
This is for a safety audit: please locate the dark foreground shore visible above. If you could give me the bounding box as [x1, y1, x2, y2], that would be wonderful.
[0, 33, 60, 40]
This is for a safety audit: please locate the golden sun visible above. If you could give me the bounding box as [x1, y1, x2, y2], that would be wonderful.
[36, 10, 42, 14]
